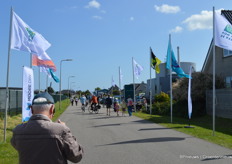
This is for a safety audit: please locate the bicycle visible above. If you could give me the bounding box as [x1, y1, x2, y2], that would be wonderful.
[81, 104, 86, 112]
[88, 104, 101, 114]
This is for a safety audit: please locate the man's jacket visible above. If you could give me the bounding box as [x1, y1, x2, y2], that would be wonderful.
[11, 114, 83, 164]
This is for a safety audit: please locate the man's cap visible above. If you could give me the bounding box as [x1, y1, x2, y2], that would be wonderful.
[32, 92, 54, 105]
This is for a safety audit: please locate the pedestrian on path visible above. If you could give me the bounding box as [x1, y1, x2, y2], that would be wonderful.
[75, 97, 79, 106]
[11, 92, 84, 164]
[121, 99, 127, 116]
[115, 101, 120, 116]
[127, 95, 134, 116]
[105, 95, 112, 116]
[70, 97, 74, 106]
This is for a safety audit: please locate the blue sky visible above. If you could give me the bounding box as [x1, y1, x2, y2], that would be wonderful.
[0, 0, 231, 92]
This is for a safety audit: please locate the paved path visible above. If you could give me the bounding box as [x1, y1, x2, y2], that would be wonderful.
[59, 104, 232, 164]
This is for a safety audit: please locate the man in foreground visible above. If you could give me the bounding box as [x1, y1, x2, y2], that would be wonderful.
[11, 92, 84, 164]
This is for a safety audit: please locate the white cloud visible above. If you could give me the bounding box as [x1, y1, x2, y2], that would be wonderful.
[86, 0, 101, 9]
[130, 17, 134, 21]
[92, 15, 102, 20]
[182, 10, 213, 31]
[170, 26, 183, 33]
[154, 4, 180, 14]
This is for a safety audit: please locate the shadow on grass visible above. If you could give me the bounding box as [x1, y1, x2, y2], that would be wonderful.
[98, 137, 185, 146]
[137, 112, 232, 136]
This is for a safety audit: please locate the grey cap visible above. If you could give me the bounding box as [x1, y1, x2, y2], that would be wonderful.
[32, 92, 54, 105]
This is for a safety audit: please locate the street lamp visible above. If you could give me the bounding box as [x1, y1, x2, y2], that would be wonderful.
[68, 76, 75, 98]
[59, 59, 73, 110]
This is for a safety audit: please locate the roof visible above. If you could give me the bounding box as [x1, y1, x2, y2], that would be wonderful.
[201, 10, 232, 72]
[221, 10, 232, 24]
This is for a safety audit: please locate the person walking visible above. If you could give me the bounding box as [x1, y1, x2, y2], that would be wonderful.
[75, 97, 79, 106]
[127, 95, 134, 116]
[11, 92, 84, 164]
[105, 95, 112, 116]
[121, 99, 127, 116]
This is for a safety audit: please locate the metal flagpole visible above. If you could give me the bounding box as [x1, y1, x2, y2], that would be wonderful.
[169, 34, 173, 123]
[212, 7, 216, 136]
[46, 74, 48, 92]
[132, 57, 136, 112]
[4, 7, 13, 142]
[119, 66, 121, 103]
[149, 48, 152, 115]
[38, 68, 40, 93]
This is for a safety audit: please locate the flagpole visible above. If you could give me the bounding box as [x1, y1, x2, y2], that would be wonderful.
[4, 7, 13, 142]
[119, 66, 121, 103]
[149, 48, 152, 115]
[169, 34, 173, 123]
[212, 7, 216, 136]
[132, 57, 136, 112]
[38, 68, 41, 93]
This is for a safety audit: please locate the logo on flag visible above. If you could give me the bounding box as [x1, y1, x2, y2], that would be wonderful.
[215, 12, 232, 51]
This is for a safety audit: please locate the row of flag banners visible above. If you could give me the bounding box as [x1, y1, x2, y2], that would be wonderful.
[9, 9, 232, 122]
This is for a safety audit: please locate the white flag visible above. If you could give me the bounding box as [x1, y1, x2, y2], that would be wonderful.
[215, 12, 232, 51]
[133, 59, 144, 79]
[112, 76, 115, 87]
[119, 67, 123, 81]
[22, 66, 34, 122]
[11, 11, 51, 54]
[188, 66, 193, 119]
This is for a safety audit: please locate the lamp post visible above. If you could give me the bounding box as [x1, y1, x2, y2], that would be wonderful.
[68, 76, 75, 98]
[59, 59, 73, 110]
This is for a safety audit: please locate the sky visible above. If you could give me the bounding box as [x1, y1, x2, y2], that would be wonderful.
[0, 0, 231, 92]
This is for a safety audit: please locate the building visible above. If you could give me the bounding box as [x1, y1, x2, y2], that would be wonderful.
[146, 62, 196, 100]
[201, 10, 232, 119]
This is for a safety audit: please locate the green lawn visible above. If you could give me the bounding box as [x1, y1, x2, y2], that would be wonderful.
[134, 112, 232, 149]
[0, 99, 70, 164]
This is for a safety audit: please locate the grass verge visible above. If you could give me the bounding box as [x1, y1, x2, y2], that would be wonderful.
[134, 111, 232, 150]
[0, 99, 70, 164]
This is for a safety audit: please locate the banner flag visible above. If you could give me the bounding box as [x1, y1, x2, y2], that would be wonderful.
[133, 59, 144, 79]
[32, 53, 56, 72]
[112, 76, 115, 87]
[215, 12, 232, 51]
[166, 37, 191, 78]
[49, 68, 60, 83]
[11, 11, 51, 54]
[188, 66, 193, 119]
[22, 66, 34, 122]
[150, 47, 162, 73]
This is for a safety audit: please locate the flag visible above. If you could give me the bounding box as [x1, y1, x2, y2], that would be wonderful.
[188, 66, 193, 119]
[215, 12, 232, 51]
[40, 67, 59, 83]
[119, 67, 123, 81]
[11, 11, 51, 54]
[166, 37, 191, 78]
[32, 53, 56, 72]
[49, 68, 60, 83]
[133, 59, 144, 79]
[22, 66, 34, 122]
[150, 47, 162, 73]
[112, 76, 115, 87]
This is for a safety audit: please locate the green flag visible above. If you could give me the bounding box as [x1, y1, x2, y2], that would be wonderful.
[150, 47, 161, 73]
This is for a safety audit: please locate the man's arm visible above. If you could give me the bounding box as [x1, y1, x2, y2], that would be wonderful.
[61, 127, 84, 163]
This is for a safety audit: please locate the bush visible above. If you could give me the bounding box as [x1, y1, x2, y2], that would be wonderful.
[155, 92, 170, 102]
[153, 101, 170, 115]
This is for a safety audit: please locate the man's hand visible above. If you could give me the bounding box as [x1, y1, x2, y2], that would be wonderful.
[57, 119, 66, 125]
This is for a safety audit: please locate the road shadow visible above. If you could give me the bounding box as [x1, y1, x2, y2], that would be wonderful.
[138, 127, 182, 131]
[98, 137, 185, 146]
[92, 123, 121, 128]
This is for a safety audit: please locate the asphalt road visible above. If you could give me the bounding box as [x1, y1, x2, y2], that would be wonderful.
[58, 104, 232, 164]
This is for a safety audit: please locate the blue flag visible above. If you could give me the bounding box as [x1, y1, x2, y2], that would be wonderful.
[49, 69, 60, 83]
[166, 37, 191, 78]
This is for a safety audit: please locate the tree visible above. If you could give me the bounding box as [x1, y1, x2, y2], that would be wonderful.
[95, 87, 101, 91]
[47, 87, 55, 94]
[173, 72, 224, 102]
